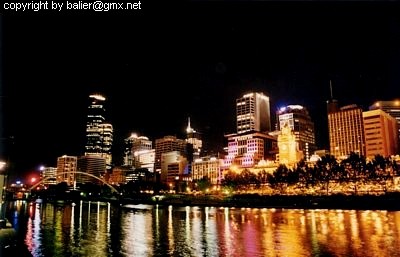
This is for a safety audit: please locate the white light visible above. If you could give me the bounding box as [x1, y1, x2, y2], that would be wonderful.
[89, 94, 106, 101]
[0, 161, 6, 170]
[287, 105, 304, 110]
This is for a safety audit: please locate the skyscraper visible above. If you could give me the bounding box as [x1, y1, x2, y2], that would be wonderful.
[369, 100, 400, 149]
[56, 155, 77, 186]
[124, 133, 153, 168]
[277, 105, 315, 160]
[85, 94, 113, 169]
[186, 117, 202, 160]
[223, 91, 276, 169]
[154, 135, 188, 173]
[328, 104, 365, 158]
[77, 155, 106, 184]
[363, 109, 398, 158]
[236, 92, 271, 134]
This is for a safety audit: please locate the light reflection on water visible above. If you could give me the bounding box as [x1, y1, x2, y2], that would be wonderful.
[6, 201, 400, 257]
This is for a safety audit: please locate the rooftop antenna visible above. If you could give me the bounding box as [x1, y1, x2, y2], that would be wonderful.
[329, 79, 334, 99]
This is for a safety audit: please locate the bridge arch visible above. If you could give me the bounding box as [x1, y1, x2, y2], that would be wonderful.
[29, 171, 119, 194]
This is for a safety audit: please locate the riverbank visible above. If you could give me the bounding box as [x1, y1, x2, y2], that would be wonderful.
[120, 193, 400, 210]
[28, 192, 400, 210]
[0, 219, 16, 256]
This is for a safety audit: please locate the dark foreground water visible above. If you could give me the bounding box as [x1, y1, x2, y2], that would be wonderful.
[4, 200, 400, 257]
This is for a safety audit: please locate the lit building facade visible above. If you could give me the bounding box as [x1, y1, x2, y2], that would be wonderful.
[109, 166, 133, 185]
[363, 109, 398, 158]
[160, 151, 188, 184]
[124, 133, 153, 168]
[328, 104, 365, 159]
[154, 135, 188, 172]
[277, 105, 315, 160]
[236, 92, 271, 134]
[370, 100, 400, 149]
[277, 123, 303, 166]
[56, 155, 77, 186]
[186, 117, 202, 160]
[85, 94, 113, 169]
[41, 166, 57, 186]
[192, 156, 222, 185]
[223, 131, 276, 168]
[77, 155, 106, 184]
[135, 149, 155, 172]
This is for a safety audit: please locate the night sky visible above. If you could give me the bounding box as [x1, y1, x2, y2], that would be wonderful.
[1, 1, 400, 181]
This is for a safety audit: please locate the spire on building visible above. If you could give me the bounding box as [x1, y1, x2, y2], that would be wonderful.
[186, 117, 195, 134]
[327, 80, 339, 114]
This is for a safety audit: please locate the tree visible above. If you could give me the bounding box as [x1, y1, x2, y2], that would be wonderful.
[196, 176, 212, 192]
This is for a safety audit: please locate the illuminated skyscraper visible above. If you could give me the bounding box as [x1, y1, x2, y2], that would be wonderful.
[236, 92, 271, 134]
[56, 155, 77, 186]
[77, 155, 106, 184]
[277, 105, 315, 160]
[154, 135, 188, 173]
[369, 100, 400, 149]
[328, 104, 365, 158]
[85, 94, 113, 169]
[363, 109, 398, 158]
[223, 92, 275, 169]
[124, 133, 153, 168]
[186, 117, 202, 160]
[41, 166, 57, 186]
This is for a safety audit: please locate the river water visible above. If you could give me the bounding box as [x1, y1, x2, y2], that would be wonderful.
[4, 200, 400, 257]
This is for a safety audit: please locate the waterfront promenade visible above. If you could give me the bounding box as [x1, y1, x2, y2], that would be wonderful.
[88, 192, 400, 210]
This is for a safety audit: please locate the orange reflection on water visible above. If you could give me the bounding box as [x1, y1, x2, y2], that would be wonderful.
[213, 208, 400, 257]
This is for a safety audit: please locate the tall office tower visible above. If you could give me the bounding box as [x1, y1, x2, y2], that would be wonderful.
[277, 105, 316, 161]
[40, 166, 57, 186]
[77, 155, 106, 184]
[363, 109, 398, 158]
[124, 133, 153, 167]
[369, 100, 400, 149]
[85, 94, 113, 169]
[154, 135, 188, 173]
[236, 92, 271, 134]
[56, 155, 77, 186]
[186, 117, 202, 160]
[328, 104, 365, 159]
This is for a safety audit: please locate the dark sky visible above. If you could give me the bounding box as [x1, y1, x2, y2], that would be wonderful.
[1, 1, 400, 181]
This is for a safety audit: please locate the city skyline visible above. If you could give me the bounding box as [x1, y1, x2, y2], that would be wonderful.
[2, 1, 400, 179]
